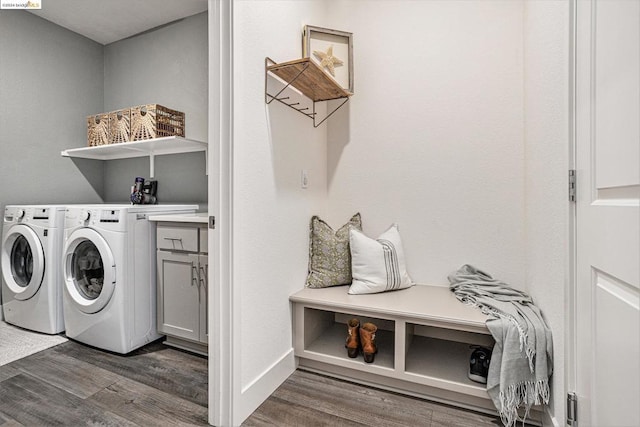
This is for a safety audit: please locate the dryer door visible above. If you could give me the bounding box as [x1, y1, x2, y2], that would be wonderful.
[1, 224, 45, 300]
[63, 228, 116, 314]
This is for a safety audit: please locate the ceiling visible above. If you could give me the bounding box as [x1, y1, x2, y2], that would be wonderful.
[28, 0, 208, 45]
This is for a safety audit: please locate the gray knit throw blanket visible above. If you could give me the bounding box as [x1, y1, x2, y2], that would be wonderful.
[448, 265, 553, 427]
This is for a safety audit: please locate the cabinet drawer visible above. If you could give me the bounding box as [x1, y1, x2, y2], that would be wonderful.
[199, 227, 208, 254]
[157, 225, 199, 252]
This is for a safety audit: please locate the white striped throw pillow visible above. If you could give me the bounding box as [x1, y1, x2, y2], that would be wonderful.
[348, 224, 414, 295]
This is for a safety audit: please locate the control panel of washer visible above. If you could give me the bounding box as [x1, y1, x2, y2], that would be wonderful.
[99, 210, 121, 223]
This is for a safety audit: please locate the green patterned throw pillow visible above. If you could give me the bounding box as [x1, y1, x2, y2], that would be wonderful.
[306, 213, 362, 288]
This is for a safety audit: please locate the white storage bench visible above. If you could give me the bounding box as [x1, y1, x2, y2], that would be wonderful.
[290, 284, 498, 414]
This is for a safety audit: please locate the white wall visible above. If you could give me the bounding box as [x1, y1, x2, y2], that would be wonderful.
[231, 1, 569, 424]
[326, 0, 527, 287]
[232, 0, 329, 421]
[524, 1, 570, 424]
[325, 2, 569, 423]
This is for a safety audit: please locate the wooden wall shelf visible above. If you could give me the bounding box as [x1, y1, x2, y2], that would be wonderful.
[265, 57, 352, 127]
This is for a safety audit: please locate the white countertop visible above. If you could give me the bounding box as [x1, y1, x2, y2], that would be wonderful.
[148, 212, 209, 224]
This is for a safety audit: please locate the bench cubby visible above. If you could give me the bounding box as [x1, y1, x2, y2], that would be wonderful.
[300, 307, 396, 372]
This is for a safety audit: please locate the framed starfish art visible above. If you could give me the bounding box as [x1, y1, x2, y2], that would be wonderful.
[303, 25, 353, 94]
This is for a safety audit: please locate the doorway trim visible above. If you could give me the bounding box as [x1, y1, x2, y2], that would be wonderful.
[565, 0, 578, 419]
[208, 0, 235, 425]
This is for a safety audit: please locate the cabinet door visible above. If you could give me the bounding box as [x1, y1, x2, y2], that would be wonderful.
[198, 254, 208, 344]
[157, 250, 201, 341]
[199, 227, 208, 254]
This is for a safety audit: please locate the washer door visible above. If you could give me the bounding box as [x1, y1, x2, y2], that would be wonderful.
[63, 228, 116, 314]
[1, 224, 45, 300]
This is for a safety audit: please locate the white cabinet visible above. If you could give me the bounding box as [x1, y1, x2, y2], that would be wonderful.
[156, 221, 208, 355]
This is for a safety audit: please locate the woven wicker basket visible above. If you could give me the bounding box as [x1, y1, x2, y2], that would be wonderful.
[130, 104, 185, 141]
[108, 109, 131, 144]
[87, 113, 110, 147]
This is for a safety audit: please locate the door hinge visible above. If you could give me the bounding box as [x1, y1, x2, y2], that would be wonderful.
[209, 215, 215, 229]
[567, 392, 577, 426]
[569, 169, 577, 202]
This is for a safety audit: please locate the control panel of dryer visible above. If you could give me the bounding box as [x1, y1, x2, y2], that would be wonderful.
[4, 206, 56, 225]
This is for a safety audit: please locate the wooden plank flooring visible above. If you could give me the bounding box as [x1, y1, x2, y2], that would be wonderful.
[0, 338, 507, 426]
[243, 369, 503, 427]
[0, 339, 208, 426]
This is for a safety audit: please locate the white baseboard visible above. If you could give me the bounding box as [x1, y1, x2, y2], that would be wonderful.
[543, 405, 561, 427]
[232, 348, 561, 427]
[235, 348, 296, 424]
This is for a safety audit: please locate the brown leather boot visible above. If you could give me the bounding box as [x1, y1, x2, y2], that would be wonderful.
[359, 322, 378, 363]
[345, 318, 360, 358]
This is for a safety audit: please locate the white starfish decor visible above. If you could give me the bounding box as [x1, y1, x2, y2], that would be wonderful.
[312, 45, 344, 76]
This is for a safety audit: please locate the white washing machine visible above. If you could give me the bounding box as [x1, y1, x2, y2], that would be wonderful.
[62, 204, 198, 354]
[1, 205, 66, 334]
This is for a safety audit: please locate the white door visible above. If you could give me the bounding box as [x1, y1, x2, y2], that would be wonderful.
[575, 1, 640, 426]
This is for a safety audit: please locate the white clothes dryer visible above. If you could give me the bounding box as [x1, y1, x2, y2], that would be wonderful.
[1, 205, 67, 334]
[62, 204, 198, 354]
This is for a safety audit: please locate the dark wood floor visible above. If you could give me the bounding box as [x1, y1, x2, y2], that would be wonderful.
[0, 339, 208, 426]
[0, 339, 505, 426]
[244, 369, 503, 427]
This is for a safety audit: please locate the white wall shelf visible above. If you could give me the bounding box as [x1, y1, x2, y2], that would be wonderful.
[61, 136, 208, 178]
